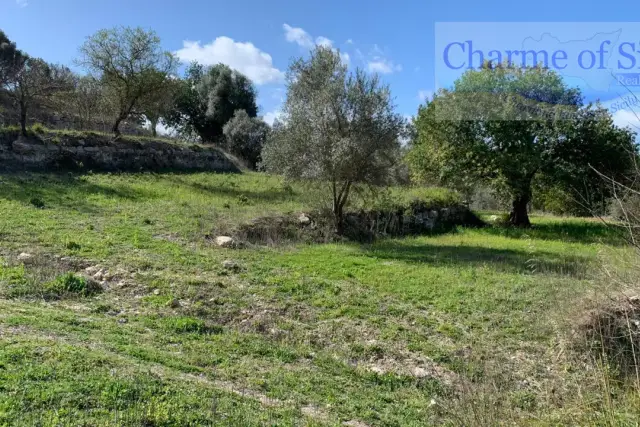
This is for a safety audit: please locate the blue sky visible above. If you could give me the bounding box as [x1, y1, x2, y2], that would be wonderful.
[4, 0, 640, 127]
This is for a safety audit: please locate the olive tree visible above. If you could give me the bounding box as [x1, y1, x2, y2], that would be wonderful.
[0, 30, 24, 86]
[409, 64, 582, 227]
[408, 63, 636, 226]
[165, 63, 258, 143]
[222, 109, 269, 168]
[78, 26, 177, 136]
[261, 46, 404, 233]
[4, 57, 74, 136]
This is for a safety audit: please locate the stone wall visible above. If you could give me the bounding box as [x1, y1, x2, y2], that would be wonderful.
[232, 201, 485, 245]
[0, 132, 241, 173]
[342, 200, 485, 240]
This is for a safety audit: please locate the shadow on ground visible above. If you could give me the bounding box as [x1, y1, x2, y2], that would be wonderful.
[0, 172, 157, 214]
[477, 220, 627, 246]
[363, 240, 592, 278]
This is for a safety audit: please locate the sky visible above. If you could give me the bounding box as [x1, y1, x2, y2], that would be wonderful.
[4, 0, 640, 128]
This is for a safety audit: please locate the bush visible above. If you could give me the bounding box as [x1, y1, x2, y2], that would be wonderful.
[222, 110, 269, 169]
[30, 123, 46, 134]
[29, 197, 45, 208]
[44, 273, 101, 298]
[576, 295, 640, 379]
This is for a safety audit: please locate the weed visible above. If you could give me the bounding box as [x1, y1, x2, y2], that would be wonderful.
[44, 273, 100, 298]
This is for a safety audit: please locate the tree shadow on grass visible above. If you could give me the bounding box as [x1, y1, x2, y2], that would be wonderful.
[477, 220, 628, 247]
[0, 172, 156, 214]
[164, 175, 297, 204]
[362, 240, 593, 278]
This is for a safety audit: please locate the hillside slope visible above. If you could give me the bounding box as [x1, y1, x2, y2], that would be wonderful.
[0, 171, 635, 426]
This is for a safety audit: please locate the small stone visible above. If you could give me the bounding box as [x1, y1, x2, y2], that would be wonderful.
[369, 365, 385, 374]
[412, 367, 429, 378]
[17, 252, 33, 262]
[85, 266, 99, 275]
[214, 236, 235, 248]
[298, 213, 311, 225]
[117, 318, 128, 324]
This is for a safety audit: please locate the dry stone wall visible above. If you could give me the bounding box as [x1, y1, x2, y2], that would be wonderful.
[0, 133, 240, 172]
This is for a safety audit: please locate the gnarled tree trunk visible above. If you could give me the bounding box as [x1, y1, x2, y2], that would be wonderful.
[509, 194, 531, 227]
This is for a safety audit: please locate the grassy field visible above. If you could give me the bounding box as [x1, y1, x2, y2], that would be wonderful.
[0, 171, 636, 426]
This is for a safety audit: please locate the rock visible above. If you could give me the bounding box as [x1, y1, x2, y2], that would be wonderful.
[85, 266, 99, 275]
[117, 318, 128, 324]
[369, 365, 385, 374]
[17, 252, 33, 262]
[298, 213, 311, 225]
[489, 215, 499, 223]
[214, 236, 235, 248]
[412, 367, 430, 378]
[153, 288, 161, 295]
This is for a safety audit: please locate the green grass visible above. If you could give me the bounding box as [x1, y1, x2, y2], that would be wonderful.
[0, 171, 636, 425]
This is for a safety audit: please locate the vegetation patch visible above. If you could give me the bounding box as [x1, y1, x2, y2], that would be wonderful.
[43, 272, 101, 299]
[576, 294, 640, 379]
[159, 316, 223, 335]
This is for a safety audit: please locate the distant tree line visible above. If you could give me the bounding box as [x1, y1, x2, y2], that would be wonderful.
[0, 26, 269, 169]
[2, 26, 638, 227]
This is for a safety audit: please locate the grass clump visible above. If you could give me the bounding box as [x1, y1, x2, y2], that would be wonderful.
[44, 273, 100, 298]
[160, 316, 223, 335]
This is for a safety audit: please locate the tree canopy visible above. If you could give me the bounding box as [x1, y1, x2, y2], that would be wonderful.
[0, 30, 24, 87]
[222, 109, 269, 169]
[165, 63, 258, 143]
[78, 26, 177, 136]
[408, 63, 636, 226]
[261, 46, 405, 232]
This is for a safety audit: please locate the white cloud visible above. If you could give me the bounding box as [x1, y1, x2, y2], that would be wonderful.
[367, 58, 402, 74]
[175, 37, 284, 85]
[16, 0, 28, 7]
[283, 23, 334, 49]
[283, 24, 314, 48]
[613, 109, 640, 130]
[263, 110, 283, 126]
[315, 36, 333, 48]
[417, 89, 433, 102]
[346, 39, 354, 44]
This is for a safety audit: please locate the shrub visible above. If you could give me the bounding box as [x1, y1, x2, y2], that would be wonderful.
[29, 197, 45, 208]
[30, 123, 46, 134]
[65, 241, 81, 250]
[222, 109, 269, 169]
[44, 273, 101, 298]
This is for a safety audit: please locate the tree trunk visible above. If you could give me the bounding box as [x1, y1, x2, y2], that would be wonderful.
[19, 105, 27, 137]
[332, 181, 351, 235]
[509, 195, 531, 227]
[112, 116, 124, 137]
[150, 119, 158, 137]
[333, 201, 344, 235]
